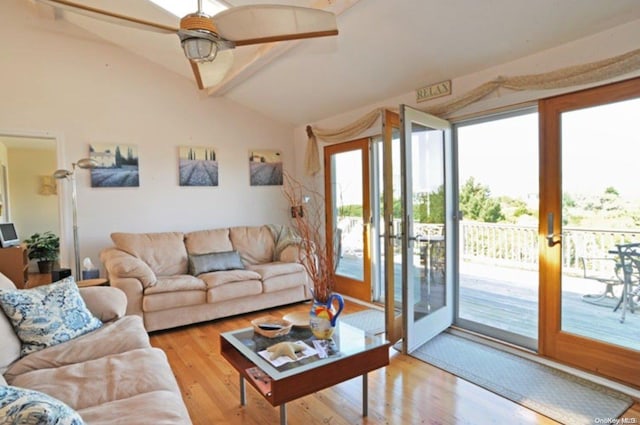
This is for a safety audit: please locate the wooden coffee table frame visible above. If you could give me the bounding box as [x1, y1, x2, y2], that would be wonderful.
[220, 329, 390, 425]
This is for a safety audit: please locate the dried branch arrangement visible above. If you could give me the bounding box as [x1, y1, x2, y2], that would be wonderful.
[282, 172, 334, 303]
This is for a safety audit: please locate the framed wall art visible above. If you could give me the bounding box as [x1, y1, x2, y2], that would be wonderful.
[89, 143, 139, 187]
[178, 146, 218, 186]
[249, 149, 282, 186]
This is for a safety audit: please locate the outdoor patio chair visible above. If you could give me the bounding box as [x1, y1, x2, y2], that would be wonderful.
[610, 243, 640, 323]
[579, 256, 625, 306]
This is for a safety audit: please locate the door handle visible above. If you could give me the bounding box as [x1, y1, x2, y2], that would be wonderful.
[546, 212, 561, 247]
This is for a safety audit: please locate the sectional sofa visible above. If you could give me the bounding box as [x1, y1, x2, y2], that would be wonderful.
[0, 273, 191, 424]
[100, 224, 310, 332]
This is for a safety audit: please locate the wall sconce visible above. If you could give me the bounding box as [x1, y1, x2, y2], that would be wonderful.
[38, 175, 57, 196]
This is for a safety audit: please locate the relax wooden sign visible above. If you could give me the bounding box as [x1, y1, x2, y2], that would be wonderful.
[416, 80, 452, 103]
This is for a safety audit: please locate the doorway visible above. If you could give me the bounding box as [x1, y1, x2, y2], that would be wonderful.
[0, 133, 60, 272]
[454, 109, 540, 350]
[324, 139, 372, 301]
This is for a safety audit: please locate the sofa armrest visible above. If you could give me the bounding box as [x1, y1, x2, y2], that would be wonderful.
[79, 286, 127, 322]
[101, 247, 157, 287]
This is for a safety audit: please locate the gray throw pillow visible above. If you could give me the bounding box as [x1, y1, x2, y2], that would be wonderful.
[188, 250, 245, 275]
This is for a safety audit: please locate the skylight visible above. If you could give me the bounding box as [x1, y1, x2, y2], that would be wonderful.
[147, 0, 228, 18]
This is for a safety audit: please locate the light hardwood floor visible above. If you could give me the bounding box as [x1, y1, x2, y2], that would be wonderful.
[149, 301, 640, 425]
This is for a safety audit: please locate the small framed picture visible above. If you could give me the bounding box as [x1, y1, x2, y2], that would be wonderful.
[178, 146, 218, 186]
[89, 144, 139, 187]
[249, 150, 282, 186]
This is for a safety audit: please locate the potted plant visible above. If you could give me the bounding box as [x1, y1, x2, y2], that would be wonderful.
[24, 231, 60, 273]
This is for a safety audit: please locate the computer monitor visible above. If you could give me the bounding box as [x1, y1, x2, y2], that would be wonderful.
[0, 222, 20, 247]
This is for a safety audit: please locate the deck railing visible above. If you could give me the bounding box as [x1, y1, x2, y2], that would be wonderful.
[460, 222, 640, 275]
[343, 218, 640, 276]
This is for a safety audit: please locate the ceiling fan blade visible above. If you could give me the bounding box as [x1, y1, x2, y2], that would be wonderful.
[213, 5, 338, 47]
[190, 50, 234, 89]
[36, 0, 178, 34]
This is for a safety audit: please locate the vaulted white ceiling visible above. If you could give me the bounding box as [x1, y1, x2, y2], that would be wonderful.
[33, 0, 640, 125]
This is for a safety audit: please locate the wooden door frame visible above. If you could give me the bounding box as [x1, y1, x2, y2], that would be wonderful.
[382, 110, 403, 345]
[539, 77, 640, 387]
[324, 138, 372, 301]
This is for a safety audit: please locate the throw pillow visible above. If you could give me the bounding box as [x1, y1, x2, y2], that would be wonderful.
[0, 277, 103, 356]
[0, 385, 85, 425]
[188, 250, 245, 275]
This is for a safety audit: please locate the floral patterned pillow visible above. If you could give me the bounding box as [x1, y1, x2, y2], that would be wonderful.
[0, 277, 102, 356]
[0, 385, 85, 425]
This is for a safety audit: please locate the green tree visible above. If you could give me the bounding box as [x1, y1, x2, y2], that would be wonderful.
[414, 185, 445, 223]
[459, 177, 504, 222]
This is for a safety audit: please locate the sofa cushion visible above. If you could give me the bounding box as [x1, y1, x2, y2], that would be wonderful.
[143, 291, 206, 313]
[188, 250, 245, 275]
[3, 316, 150, 383]
[10, 348, 181, 412]
[111, 232, 188, 276]
[247, 262, 305, 280]
[0, 278, 102, 356]
[229, 226, 275, 265]
[144, 275, 206, 295]
[0, 385, 85, 425]
[184, 228, 233, 254]
[199, 269, 262, 288]
[77, 390, 191, 425]
[207, 280, 262, 303]
[262, 271, 308, 293]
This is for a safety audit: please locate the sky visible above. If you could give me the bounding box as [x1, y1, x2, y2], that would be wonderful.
[458, 97, 640, 200]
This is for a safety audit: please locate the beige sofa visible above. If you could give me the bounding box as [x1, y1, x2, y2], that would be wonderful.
[0, 273, 192, 424]
[100, 225, 310, 332]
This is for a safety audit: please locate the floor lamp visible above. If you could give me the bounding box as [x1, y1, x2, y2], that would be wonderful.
[53, 158, 97, 280]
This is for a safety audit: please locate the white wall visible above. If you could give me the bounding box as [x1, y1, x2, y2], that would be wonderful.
[0, 1, 295, 274]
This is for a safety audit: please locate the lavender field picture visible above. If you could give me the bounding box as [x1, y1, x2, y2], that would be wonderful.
[89, 144, 139, 187]
[249, 150, 283, 186]
[179, 146, 218, 186]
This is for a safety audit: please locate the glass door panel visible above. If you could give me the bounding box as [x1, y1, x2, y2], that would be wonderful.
[455, 110, 539, 350]
[325, 139, 372, 301]
[401, 105, 453, 353]
[560, 98, 640, 350]
[540, 77, 640, 387]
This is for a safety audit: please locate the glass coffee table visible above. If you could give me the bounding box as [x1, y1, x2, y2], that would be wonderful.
[220, 320, 390, 425]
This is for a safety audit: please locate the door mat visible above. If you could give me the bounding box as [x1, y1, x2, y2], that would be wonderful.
[412, 333, 633, 425]
[341, 309, 385, 335]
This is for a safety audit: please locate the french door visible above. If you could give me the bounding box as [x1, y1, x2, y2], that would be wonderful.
[324, 139, 372, 301]
[400, 105, 454, 353]
[540, 77, 640, 386]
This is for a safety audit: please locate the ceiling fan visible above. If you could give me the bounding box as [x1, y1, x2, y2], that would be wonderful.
[36, 0, 338, 89]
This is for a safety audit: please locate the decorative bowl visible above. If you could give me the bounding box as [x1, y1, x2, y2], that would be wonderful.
[251, 316, 293, 338]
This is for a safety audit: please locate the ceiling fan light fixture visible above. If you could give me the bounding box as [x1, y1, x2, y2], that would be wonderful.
[182, 36, 218, 62]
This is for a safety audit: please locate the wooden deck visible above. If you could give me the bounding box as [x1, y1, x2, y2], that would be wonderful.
[338, 256, 640, 351]
[458, 262, 639, 351]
